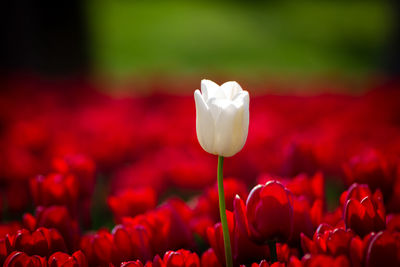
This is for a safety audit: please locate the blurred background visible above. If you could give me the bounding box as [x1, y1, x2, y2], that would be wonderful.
[1, 0, 399, 93]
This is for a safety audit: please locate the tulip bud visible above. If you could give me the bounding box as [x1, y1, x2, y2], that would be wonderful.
[343, 184, 386, 237]
[234, 181, 294, 244]
[194, 80, 249, 157]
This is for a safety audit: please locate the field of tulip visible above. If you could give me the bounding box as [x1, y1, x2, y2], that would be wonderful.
[0, 77, 400, 267]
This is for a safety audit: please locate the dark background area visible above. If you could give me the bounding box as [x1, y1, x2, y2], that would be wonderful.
[0, 0, 89, 76]
[0, 0, 399, 91]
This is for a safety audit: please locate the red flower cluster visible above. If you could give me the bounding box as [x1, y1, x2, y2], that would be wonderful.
[4, 250, 87, 267]
[0, 78, 400, 266]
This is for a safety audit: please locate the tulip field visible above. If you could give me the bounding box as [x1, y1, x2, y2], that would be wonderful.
[0, 77, 400, 267]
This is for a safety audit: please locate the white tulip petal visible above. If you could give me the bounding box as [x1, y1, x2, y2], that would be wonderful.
[221, 81, 243, 100]
[232, 91, 249, 109]
[207, 97, 231, 123]
[213, 103, 244, 157]
[201, 79, 225, 101]
[194, 90, 215, 153]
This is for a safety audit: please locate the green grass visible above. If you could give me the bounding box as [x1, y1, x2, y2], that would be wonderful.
[87, 0, 393, 80]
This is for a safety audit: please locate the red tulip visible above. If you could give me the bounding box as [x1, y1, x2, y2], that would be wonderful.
[340, 183, 373, 206]
[234, 181, 293, 244]
[112, 224, 152, 263]
[163, 249, 200, 267]
[33, 206, 80, 251]
[344, 184, 386, 237]
[11, 227, 67, 257]
[301, 224, 354, 257]
[48, 251, 88, 267]
[122, 200, 193, 255]
[80, 228, 117, 266]
[3, 251, 47, 267]
[365, 231, 400, 267]
[344, 198, 385, 237]
[30, 173, 80, 219]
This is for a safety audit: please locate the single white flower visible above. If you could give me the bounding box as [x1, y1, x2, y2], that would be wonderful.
[194, 79, 250, 157]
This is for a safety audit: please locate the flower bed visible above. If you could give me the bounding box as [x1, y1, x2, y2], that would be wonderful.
[0, 78, 399, 266]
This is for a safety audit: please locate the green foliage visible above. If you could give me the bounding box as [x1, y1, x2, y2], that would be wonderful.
[87, 0, 393, 80]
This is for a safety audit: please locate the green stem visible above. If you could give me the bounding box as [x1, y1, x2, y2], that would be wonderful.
[268, 240, 277, 263]
[217, 156, 233, 267]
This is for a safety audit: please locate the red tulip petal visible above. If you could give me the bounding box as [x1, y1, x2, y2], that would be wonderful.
[234, 195, 250, 238]
[72, 250, 88, 267]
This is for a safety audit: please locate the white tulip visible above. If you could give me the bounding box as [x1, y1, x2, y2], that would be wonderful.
[194, 79, 249, 157]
